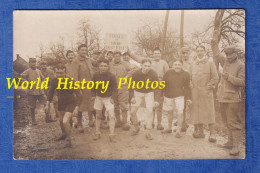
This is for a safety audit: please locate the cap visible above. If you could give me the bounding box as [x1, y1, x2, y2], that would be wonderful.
[224, 45, 237, 54]
[29, 58, 36, 62]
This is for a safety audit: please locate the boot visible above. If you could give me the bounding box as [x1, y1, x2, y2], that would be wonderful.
[114, 109, 122, 128]
[230, 130, 240, 156]
[218, 130, 233, 149]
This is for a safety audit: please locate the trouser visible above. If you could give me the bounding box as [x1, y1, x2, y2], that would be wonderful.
[220, 102, 242, 130]
[130, 91, 154, 132]
[162, 96, 184, 133]
[59, 111, 73, 140]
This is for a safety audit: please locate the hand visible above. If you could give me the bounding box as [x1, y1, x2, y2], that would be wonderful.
[207, 83, 214, 90]
[190, 82, 194, 89]
[186, 99, 192, 106]
[73, 106, 79, 116]
[45, 101, 50, 114]
[221, 72, 229, 80]
[110, 98, 114, 104]
[131, 97, 136, 104]
[154, 101, 160, 107]
[91, 97, 96, 102]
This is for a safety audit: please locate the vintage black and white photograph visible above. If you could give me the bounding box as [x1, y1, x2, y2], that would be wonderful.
[13, 10, 245, 160]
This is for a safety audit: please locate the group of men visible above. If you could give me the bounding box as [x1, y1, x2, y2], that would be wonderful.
[21, 39, 245, 156]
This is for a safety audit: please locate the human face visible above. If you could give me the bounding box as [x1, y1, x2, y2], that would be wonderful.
[67, 52, 75, 63]
[123, 55, 130, 62]
[196, 47, 205, 59]
[172, 61, 183, 72]
[78, 47, 88, 58]
[55, 68, 66, 78]
[107, 53, 114, 62]
[153, 50, 161, 61]
[225, 52, 237, 62]
[114, 53, 121, 64]
[41, 63, 47, 71]
[141, 62, 151, 74]
[181, 51, 189, 61]
[29, 61, 36, 70]
[99, 62, 109, 74]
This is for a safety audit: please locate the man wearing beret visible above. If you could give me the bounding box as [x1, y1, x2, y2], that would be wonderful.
[213, 44, 245, 156]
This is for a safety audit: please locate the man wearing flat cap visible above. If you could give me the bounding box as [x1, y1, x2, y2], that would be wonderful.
[214, 45, 245, 156]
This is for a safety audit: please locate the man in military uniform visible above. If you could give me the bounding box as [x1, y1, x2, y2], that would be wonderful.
[214, 45, 245, 156]
[71, 44, 95, 132]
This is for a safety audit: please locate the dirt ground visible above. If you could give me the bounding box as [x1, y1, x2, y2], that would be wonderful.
[13, 95, 245, 160]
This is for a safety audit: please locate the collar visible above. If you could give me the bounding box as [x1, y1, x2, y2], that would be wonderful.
[195, 56, 208, 65]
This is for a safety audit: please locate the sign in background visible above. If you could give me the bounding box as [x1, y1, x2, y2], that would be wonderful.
[105, 33, 128, 52]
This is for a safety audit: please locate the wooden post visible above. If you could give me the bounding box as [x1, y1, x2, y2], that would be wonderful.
[162, 10, 170, 53]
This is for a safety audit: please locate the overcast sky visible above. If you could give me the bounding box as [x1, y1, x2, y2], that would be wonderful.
[14, 10, 217, 61]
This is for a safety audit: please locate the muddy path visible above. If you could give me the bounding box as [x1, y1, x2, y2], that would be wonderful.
[13, 103, 245, 160]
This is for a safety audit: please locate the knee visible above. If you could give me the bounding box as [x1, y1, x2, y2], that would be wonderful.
[96, 111, 102, 120]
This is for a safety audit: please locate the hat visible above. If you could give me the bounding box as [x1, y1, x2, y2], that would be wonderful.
[224, 45, 237, 54]
[29, 58, 36, 62]
[181, 46, 189, 53]
[93, 50, 101, 55]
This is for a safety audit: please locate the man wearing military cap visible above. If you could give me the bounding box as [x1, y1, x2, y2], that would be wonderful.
[213, 44, 245, 156]
[21, 58, 50, 125]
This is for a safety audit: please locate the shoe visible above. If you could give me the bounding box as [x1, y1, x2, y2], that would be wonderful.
[145, 133, 153, 140]
[208, 134, 217, 143]
[109, 135, 116, 143]
[131, 127, 140, 136]
[176, 132, 182, 138]
[180, 123, 189, 132]
[122, 124, 131, 131]
[115, 121, 122, 128]
[46, 119, 57, 123]
[32, 121, 37, 126]
[161, 129, 172, 134]
[88, 121, 95, 127]
[64, 139, 72, 148]
[192, 130, 199, 138]
[93, 134, 101, 141]
[55, 134, 66, 141]
[217, 141, 233, 149]
[193, 130, 205, 138]
[157, 124, 164, 130]
[78, 126, 84, 133]
[229, 147, 240, 156]
[229, 130, 240, 156]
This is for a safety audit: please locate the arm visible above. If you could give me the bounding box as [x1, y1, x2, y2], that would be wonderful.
[74, 89, 83, 107]
[164, 60, 170, 74]
[47, 78, 57, 102]
[20, 69, 29, 80]
[91, 74, 96, 97]
[70, 60, 79, 81]
[152, 72, 160, 103]
[209, 61, 219, 88]
[227, 64, 245, 87]
[184, 72, 191, 100]
[127, 49, 145, 63]
[111, 74, 118, 100]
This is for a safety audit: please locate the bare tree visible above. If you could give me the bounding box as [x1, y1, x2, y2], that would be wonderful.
[77, 18, 102, 52]
[134, 22, 179, 63]
[211, 9, 245, 68]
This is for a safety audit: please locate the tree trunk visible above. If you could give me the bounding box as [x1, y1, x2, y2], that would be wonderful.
[180, 10, 184, 48]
